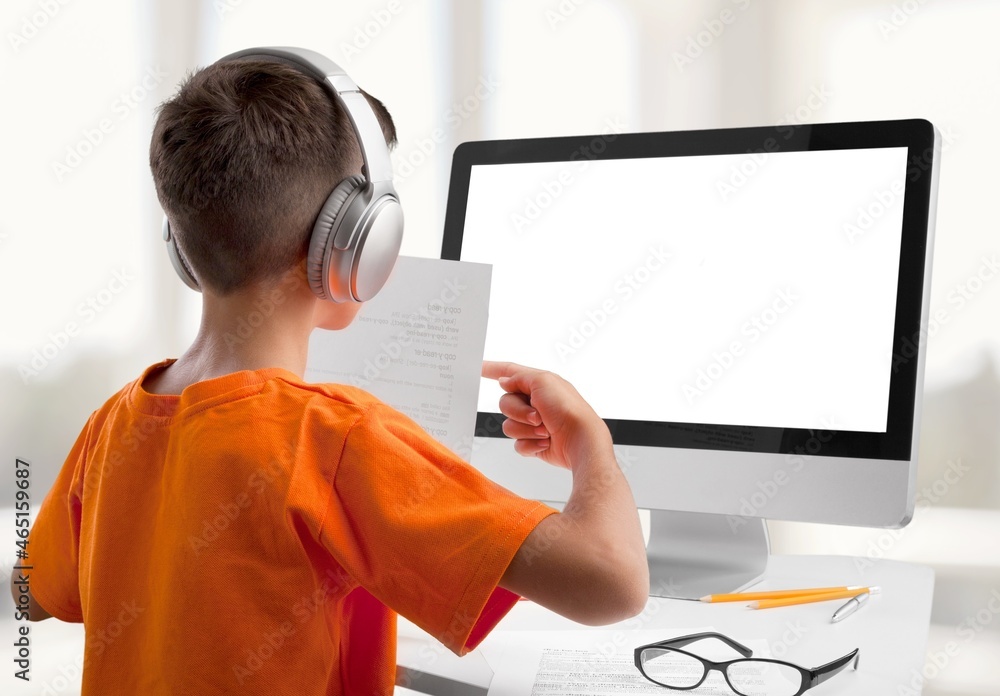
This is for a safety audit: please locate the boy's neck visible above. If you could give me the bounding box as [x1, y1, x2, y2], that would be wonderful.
[144, 268, 362, 396]
[145, 285, 315, 395]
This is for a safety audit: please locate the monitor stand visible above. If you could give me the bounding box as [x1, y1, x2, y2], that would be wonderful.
[645, 510, 769, 599]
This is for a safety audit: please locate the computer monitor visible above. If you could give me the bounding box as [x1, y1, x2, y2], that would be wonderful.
[441, 119, 940, 598]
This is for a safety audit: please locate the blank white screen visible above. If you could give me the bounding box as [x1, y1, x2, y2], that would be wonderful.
[461, 147, 908, 432]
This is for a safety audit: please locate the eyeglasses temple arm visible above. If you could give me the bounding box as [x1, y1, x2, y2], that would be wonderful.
[810, 648, 860, 687]
[642, 632, 753, 658]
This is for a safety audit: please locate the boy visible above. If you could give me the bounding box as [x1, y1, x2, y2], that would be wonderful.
[14, 49, 648, 694]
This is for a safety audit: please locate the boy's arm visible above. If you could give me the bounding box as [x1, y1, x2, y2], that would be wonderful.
[9, 572, 53, 621]
[486, 361, 650, 625]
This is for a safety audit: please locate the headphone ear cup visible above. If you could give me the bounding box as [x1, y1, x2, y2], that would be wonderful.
[307, 175, 365, 301]
[162, 216, 200, 291]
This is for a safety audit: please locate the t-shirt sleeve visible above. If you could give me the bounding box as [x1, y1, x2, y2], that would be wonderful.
[25, 415, 92, 622]
[319, 402, 557, 655]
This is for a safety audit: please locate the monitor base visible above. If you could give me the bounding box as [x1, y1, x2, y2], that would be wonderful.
[646, 510, 769, 599]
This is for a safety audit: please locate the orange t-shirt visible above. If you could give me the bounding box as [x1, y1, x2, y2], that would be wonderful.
[27, 359, 556, 695]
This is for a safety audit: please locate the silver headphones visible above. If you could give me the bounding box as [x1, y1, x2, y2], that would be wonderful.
[161, 46, 404, 303]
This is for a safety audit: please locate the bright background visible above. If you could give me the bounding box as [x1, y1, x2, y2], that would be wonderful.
[1, 1, 998, 693]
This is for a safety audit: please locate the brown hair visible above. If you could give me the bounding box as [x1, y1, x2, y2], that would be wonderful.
[149, 57, 396, 295]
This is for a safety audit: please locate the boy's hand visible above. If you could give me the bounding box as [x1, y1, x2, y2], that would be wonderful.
[482, 361, 613, 470]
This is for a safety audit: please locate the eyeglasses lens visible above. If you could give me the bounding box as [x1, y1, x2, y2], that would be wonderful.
[640, 648, 706, 688]
[726, 659, 803, 696]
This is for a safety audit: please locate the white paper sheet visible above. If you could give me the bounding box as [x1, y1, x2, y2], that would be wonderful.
[482, 629, 775, 696]
[305, 256, 491, 458]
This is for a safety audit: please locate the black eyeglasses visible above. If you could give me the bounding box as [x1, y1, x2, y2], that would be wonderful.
[634, 632, 859, 696]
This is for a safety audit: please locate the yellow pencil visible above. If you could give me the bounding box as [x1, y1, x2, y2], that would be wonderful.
[750, 587, 880, 610]
[699, 586, 868, 603]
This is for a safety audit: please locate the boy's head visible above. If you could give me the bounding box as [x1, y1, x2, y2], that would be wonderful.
[149, 56, 397, 297]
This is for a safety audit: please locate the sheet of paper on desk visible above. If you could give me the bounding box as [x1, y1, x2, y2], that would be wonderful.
[305, 256, 491, 457]
[482, 629, 772, 696]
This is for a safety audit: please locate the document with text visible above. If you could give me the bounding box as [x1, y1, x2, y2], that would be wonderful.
[305, 256, 492, 458]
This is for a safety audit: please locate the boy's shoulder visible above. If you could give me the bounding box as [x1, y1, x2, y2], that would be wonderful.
[270, 373, 385, 411]
[75, 361, 433, 464]
[86, 361, 391, 431]
[281, 378, 425, 438]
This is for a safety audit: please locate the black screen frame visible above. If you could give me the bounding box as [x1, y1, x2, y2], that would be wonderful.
[441, 120, 937, 461]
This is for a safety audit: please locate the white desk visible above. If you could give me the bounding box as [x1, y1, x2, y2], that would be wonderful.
[396, 555, 934, 695]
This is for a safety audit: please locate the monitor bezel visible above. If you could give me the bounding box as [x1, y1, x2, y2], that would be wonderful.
[441, 120, 937, 463]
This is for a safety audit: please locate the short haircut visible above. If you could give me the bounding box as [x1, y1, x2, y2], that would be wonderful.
[149, 57, 397, 295]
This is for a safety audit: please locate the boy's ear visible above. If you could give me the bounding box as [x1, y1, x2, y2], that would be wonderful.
[312, 298, 363, 331]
